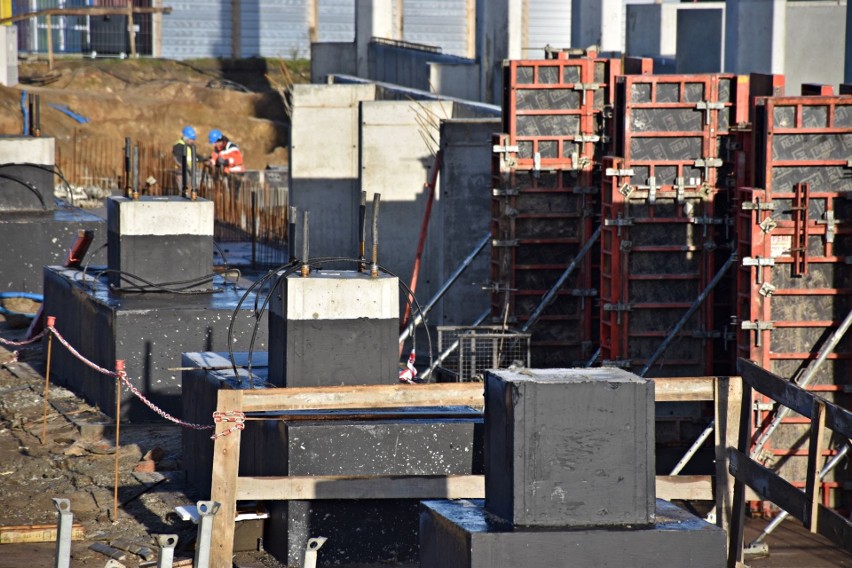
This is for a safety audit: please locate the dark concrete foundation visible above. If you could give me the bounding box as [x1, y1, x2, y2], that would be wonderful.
[43, 267, 268, 421]
[0, 208, 105, 293]
[484, 368, 655, 527]
[180, 353, 483, 567]
[419, 499, 726, 568]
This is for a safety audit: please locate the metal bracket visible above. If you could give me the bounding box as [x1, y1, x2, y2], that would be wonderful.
[493, 143, 519, 154]
[754, 401, 775, 412]
[741, 320, 774, 348]
[758, 282, 776, 297]
[604, 214, 633, 237]
[492, 187, 519, 197]
[533, 152, 541, 172]
[491, 239, 519, 247]
[674, 176, 700, 204]
[602, 359, 632, 369]
[604, 302, 632, 325]
[635, 176, 658, 205]
[759, 216, 777, 234]
[818, 210, 837, 244]
[573, 83, 602, 91]
[694, 158, 723, 168]
[304, 537, 328, 568]
[742, 256, 775, 285]
[696, 100, 726, 125]
[573, 134, 601, 143]
[606, 167, 634, 177]
[741, 201, 776, 211]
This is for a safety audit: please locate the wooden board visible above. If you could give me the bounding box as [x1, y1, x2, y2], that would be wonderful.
[0, 523, 84, 544]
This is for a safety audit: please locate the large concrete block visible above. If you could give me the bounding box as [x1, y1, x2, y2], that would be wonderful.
[676, 8, 724, 73]
[106, 196, 214, 290]
[43, 267, 267, 421]
[420, 499, 726, 568]
[268, 271, 398, 387]
[484, 368, 655, 527]
[0, 137, 56, 211]
[0, 209, 105, 293]
[179, 355, 483, 566]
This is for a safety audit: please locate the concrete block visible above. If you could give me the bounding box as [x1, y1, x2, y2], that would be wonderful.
[43, 268, 267, 421]
[268, 271, 399, 387]
[106, 196, 214, 290]
[0, 137, 56, 211]
[0, 209, 105, 293]
[484, 368, 655, 527]
[420, 499, 726, 568]
[676, 8, 724, 73]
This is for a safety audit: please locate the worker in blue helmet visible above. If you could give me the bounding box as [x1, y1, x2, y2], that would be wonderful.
[173, 126, 198, 191]
[207, 128, 245, 174]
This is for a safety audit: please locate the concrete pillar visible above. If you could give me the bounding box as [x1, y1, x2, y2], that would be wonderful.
[847, 1, 852, 83]
[572, 0, 628, 53]
[477, 0, 523, 105]
[724, 0, 785, 75]
[0, 24, 17, 87]
[356, 0, 394, 77]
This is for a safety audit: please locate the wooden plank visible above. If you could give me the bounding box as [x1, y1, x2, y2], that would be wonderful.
[0, 6, 172, 25]
[729, 447, 852, 556]
[239, 382, 484, 412]
[714, 376, 742, 530]
[0, 523, 84, 544]
[653, 377, 715, 401]
[236, 475, 486, 501]
[209, 389, 243, 568]
[126, 2, 136, 58]
[656, 475, 713, 501]
[805, 399, 827, 532]
[727, 381, 752, 568]
[46, 14, 53, 71]
[739, 358, 852, 439]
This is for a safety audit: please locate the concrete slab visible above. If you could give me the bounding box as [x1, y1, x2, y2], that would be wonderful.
[420, 499, 726, 568]
[484, 368, 655, 527]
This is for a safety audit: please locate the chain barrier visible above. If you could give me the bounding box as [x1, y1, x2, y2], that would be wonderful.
[45, 324, 214, 432]
[0, 329, 47, 347]
[211, 411, 246, 439]
[0, 351, 19, 365]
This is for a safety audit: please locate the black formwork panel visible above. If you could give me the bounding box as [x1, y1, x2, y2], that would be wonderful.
[491, 134, 597, 367]
[736, 96, 852, 509]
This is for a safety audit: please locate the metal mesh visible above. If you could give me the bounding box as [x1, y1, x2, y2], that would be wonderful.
[437, 326, 531, 382]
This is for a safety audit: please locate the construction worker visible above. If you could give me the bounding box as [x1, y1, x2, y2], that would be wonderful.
[207, 129, 245, 174]
[173, 126, 198, 191]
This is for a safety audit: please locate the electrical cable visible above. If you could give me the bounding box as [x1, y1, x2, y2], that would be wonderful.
[0, 162, 76, 207]
[0, 172, 46, 210]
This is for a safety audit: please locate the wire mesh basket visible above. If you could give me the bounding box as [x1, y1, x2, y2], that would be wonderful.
[437, 326, 531, 382]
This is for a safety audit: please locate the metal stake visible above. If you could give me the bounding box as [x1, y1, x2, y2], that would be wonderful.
[113, 360, 124, 522]
[156, 534, 179, 568]
[303, 537, 327, 568]
[52, 498, 73, 568]
[41, 316, 56, 445]
[193, 500, 220, 568]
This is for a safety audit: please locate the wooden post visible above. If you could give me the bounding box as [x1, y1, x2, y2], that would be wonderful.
[714, 376, 743, 530]
[209, 389, 244, 567]
[126, 1, 137, 58]
[805, 399, 827, 532]
[45, 14, 53, 71]
[151, 0, 162, 57]
[465, 0, 475, 59]
[307, 0, 318, 44]
[727, 380, 752, 568]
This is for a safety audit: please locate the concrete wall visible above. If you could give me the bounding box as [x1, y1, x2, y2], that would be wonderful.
[676, 8, 725, 74]
[627, 2, 724, 62]
[311, 42, 357, 84]
[478, 0, 523, 105]
[724, 0, 786, 76]
[288, 84, 377, 261]
[428, 61, 481, 101]
[784, 2, 846, 94]
[434, 119, 498, 326]
[359, 100, 453, 307]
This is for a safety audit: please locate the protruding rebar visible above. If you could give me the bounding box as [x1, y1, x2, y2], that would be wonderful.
[124, 137, 132, 197]
[189, 143, 198, 194]
[370, 193, 380, 277]
[132, 146, 140, 198]
[359, 191, 367, 271]
[52, 498, 73, 568]
[34, 94, 41, 137]
[300, 210, 310, 277]
[288, 206, 297, 262]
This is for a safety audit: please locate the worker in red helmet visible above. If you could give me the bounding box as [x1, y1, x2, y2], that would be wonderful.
[207, 129, 245, 174]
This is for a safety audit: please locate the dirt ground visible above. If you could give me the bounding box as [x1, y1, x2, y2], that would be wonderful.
[0, 57, 307, 173]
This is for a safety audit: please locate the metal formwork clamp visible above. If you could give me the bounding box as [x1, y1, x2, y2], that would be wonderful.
[742, 256, 775, 285]
[741, 320, 774, 348]
[601, 359, 632, 369]
[695, 100, 725, 125]
[573, 134, 601, 143]
[304, 537, 328, 568]
[741, 200, 776, 212]
[572, 82, 602, 105]
[635, 176, 658, 205]
[758, 282, 776, 297]
[603, 302, 632, 325]
[604, 214, 633, 238]
[818, 210, 837, 244]
[492, 187, 519, 197]
[759, 216, 777, 234]
[674, 176, 700, 204]
[605, 167, 634, 178]
[491, 239, 519, 247]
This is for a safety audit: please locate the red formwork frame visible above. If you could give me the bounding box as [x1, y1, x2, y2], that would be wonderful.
[600, 156, 725, 376]
[736, 95, 852, 510]
[502, 56, 621, 171]
[490, 133, 597, 365]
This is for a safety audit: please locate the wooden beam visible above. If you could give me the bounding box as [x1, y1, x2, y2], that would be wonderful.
[239, 382, 484, 413]
[45, 14, 53, 71]
[236, 474, 485, 501]
[307, 0, 318, 44]
[805, 399, 827, 532]
[727, 380, 752, 568]
[126, 1, 136, 59]
[714, 375, 742, 530]
[653, 377, 715, 401]
[656, 475, 713, 501]
[0, 523, 84, 544]
[209, 389, 243, 568]
[0, 6, 173, 25]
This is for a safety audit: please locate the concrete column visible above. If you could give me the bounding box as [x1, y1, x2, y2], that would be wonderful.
[356, 0, 394, 77]
[572, 0, 626, 53]
[724, 0, 785, 75]
[845, 1, 852, 83]
[477, 0, 523, 105]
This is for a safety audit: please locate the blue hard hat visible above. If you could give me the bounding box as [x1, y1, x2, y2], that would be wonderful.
[181, 125, 196, 141]
[208, 129, 223, 144]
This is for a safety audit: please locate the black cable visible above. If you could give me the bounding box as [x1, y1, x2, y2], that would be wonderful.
[0, 162, 76, 207]
[0, 172, 46, 210]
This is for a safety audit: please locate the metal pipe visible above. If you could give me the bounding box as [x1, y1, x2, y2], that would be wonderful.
[300, 210, 310, 277]
[371, 193, 381, 277]
[132, 145, 140, 196]
[521, 225, 602, 333]
[27, 93, 34, 136]
[670, 419, 715, 475]
[180, 146, 188, 194]
[751, 306, 852, 459]
[585, 346, 600, 367]
[156, 534, 178, 568]
[359, 191, 367, 271]
[52, 498, 73, 568]
[34, 94, 41, 137]
[189, 143, 197, 194]
[288, 206, 297, 262]
[124, 137, 131, 197]
[748, 443, 850, 546]
[193, 501, 220, 568]
[400, 232, 490, 345]
[420, 308, 490, 381]
[639, 251, 737, 377]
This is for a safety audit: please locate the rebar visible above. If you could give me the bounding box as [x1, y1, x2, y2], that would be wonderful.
[371, 193, 381, 277]
[301, 210, 310, 277]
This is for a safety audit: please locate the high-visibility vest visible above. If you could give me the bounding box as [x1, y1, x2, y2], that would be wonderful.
[219, 141, 245, 174]
[173, 139, 194, 169]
